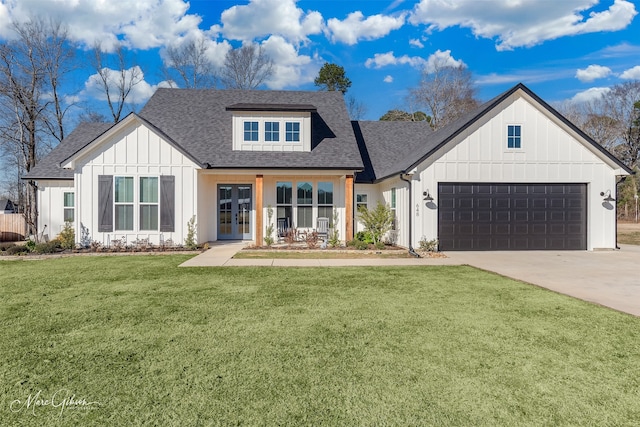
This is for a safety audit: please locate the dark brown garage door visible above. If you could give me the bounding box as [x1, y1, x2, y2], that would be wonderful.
[438, 183, 587, 251]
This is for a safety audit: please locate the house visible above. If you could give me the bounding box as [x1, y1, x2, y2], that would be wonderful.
[25, 83, 632, 251]
[0, 199, 16, 214]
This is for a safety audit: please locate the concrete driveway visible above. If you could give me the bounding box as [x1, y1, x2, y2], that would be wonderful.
[445, 244, 640, 317]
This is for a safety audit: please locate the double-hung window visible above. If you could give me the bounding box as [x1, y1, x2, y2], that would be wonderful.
[276, 181, 293, 229]
[114, 177, 134, 230]
[285, 122, 300, 142]
[139, 177, 159, 231]
[507, 125, 521, 149]
[63, 192, 74, 222]
[297, 182, 313, 228]
[317, 182, 333, 225]
[265, 121, 279, 142]
[244, 121, 259, 142]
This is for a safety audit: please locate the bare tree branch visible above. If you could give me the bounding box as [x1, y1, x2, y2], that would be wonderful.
[220, 44, 273, 90]
[163, 38, 217, 88]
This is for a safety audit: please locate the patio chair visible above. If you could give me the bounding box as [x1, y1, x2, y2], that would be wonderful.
[316, 217, 329, 242]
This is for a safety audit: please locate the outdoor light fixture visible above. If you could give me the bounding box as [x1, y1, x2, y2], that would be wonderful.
[600, 190, 615, 202]
[423, 190, 434, 202]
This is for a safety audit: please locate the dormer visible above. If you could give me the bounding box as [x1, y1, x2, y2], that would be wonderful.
[227, 103, 315, 152]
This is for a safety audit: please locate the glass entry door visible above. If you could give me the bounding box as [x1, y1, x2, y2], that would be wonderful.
[218, 184, 252, 240]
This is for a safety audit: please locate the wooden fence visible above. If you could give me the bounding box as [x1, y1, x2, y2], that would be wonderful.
[0, 214, 27, 242]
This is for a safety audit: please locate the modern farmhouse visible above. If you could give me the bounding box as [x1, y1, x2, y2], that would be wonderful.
[25, 83, 632, 251]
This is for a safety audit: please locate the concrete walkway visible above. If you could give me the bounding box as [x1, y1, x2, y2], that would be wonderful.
[180, 242, 640, 317]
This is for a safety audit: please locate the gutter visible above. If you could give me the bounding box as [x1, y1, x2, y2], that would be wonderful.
[399, 171, 420, 258]
[615, 175, 629, 250]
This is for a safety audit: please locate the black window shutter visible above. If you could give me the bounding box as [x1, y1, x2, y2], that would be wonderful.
[160, 175, 175, 232]
[98, 175, 113, 232]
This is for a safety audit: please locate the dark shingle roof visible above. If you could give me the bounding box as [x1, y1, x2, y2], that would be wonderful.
[24, 122, 112, 180]
[139, 88, 363, 170]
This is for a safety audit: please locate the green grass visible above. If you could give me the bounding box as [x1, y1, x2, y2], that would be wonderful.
[234, 249, 414, 259]
[618, 231, 640, 245]
[1, 256, 639, 426]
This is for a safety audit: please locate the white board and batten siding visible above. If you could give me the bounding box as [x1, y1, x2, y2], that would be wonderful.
[412, 93, 623, 250]
[37, 180, 74, 240]
[74, 120, 199, 246]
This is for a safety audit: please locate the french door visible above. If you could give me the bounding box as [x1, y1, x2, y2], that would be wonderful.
[217, 184, 252, 240]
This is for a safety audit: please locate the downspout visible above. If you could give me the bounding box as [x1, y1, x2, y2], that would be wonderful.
[399, 172, 420, 258]
[615, 175, 628, 250]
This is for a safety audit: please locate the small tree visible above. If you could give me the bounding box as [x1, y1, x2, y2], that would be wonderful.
[185, 216, 197, 249]
[264, 205, 274, 246]
[314, 62, 351, 94]
[357, 202, 394, 245]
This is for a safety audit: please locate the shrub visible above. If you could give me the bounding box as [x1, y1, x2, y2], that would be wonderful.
[57, 221, 75, 249]
[354, 231, 374, 244]
[25, 239, 36, 252]
[357, 202, 394, 245]
[6, 245, 29, 255]
[0, 243, 16, 252]
[328, 208, 340, 247]
[33, 240, 61, 254]
[347, 239, 369, 250]
[418, 237, 439, 252]
[264, 205, 274, 246]
[374, 241, 386, 250]
[305, 231, 319, 249]
[185, 216, 197, 250]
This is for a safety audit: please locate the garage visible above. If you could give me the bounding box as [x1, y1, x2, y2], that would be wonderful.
[438, 183, 587, 251]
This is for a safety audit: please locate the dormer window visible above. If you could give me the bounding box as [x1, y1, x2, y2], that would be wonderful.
[265, 121, 280, 142]
[228, 103, 315, 152]
[286, 122, 300, 142]
[244, 121, 259, 142]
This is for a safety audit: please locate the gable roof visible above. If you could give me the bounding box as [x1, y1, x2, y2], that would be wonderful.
[0, 199, 14, 211]
[356, 83, 633, 183]
[139, 88, 363, 170]
[24, 122, 112, 180]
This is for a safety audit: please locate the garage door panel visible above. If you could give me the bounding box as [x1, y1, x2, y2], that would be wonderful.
[438, 183, 586, 251]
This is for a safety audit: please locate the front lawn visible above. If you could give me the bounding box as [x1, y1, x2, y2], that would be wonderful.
[1, 256, 639, 425]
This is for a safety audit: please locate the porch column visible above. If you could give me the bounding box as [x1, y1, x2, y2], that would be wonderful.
[345, 175, 354, 241]
[255, 175, 263, 245]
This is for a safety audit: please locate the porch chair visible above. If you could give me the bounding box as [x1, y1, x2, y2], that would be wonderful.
[277, 218, 289, 242]
[316, 217, 329, 242]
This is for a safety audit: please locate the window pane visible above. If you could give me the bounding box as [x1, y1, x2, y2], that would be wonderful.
[115, 205, 134, 230]
[277, 206, 292, 227]
[265, 121, 279, 142]
[64, 208, 74, 222]
[297, 206, 312, 228]
[115, 177, 133, 203]
[244, 121, 258, 141]
[297, 182, 312, 204]
[356, 194, 367, 204]
[286, 122, 300, 142]
[276, 182, 292, 204]
[318, 182, 333, 205]
[318, 206, 333, 226]
[63, 192, 74, 207]
[140, 177, 158, 203]
[391, 188, 396, 209]
[140, 205, 159, 230]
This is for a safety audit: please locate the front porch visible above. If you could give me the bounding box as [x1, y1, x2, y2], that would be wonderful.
[197, 170, 355, 245]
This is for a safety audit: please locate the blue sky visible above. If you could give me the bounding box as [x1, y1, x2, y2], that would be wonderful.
[1, 0, 639, 121]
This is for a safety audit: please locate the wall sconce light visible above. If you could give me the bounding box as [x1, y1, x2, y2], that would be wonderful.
[423, 190, 434, 202]
[600, 190, 615, 202]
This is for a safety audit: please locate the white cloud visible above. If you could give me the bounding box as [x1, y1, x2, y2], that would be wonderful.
[213, 0, 323, 44]
[620, 65, 640, 80]
[365, 51, 426, 69]
[575, 64, 612, 82]
[423, 49, 466, 73]
[82, 66, 170, 105]
[0, 0, 203, 50]
[260, 35, 319, 89]
[409, 0, 638, 51]
[161, 30, 232, 69]
[384, 75, 394, 83]
[571, 87, 611, 103]
[326, 11, 405, 45]
[409, 38, 424, 48]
